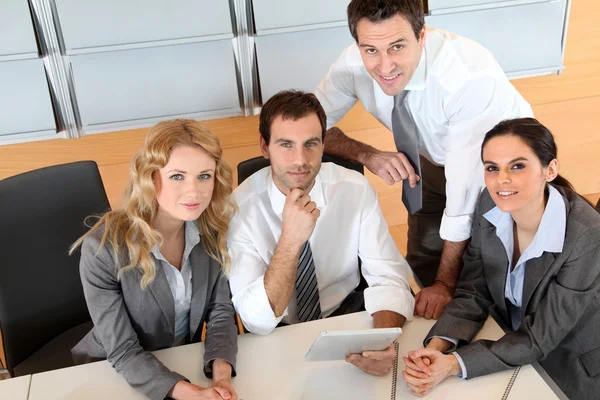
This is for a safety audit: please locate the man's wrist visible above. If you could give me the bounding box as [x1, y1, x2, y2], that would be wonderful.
[433, 279, 455, 294]
[278, 233, 305, 254]
[356, 146, 378, 165]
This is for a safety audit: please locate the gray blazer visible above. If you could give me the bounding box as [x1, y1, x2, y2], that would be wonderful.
[427, 187, 600, 400]
[72, 226, 238, 400]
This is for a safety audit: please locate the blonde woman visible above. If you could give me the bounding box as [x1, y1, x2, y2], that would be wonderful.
[71, 120, 239, 400]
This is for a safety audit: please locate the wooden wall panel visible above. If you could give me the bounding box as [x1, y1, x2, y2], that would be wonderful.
[533, 96, 600, 195]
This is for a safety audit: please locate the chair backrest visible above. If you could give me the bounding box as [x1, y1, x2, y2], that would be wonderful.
[237, 154, 364, 185]
[0, 161, 110, 375]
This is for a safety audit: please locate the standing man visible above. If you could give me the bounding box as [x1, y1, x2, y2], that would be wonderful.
[315, 0, 532, 319]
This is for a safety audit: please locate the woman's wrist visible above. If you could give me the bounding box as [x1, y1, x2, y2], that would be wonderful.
[427, 337, 452, 353]
[169, 380, 201, 399]
[211, 359, 233, 383]
[448, 354, 462, 376]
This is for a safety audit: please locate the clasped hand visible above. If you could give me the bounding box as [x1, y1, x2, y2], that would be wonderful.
[401, 349, 461, 397]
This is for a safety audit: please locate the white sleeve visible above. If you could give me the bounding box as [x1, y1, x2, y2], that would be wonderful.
[440, 76, 500, 242]
[227, 215, 286, 335]
[314, 47, 359, 129]
[359, 181, 415, 320]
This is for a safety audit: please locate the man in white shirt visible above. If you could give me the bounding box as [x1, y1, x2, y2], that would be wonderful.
[314, 0, 533, 319]
[228, 90, 414, 376]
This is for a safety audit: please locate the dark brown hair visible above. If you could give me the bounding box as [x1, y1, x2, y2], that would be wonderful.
[481, 118, 576, 192]
[347, 0, 425, 42]
[259, 90, 327, 145]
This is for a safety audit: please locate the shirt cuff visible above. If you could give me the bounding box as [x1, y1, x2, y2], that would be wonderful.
[439, 211, 473, 242]
[231, 275, 286, 335]
[364, 285, 415, 321]
[452, 352, 468, 379]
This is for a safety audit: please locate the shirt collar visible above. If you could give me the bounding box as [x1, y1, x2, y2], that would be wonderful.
[404, 47, 426, 91]
[150, 220, 201, 261]
[267, 168, 326, 216]
[483, 185, 567, 254]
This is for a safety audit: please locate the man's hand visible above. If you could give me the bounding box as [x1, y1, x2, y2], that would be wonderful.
[414, 282, 453, 320]
[281, 188, 320, 245]
[346, 343, 397, 376]
[402, 349, 461, 397]
[362, 150, 420, 186]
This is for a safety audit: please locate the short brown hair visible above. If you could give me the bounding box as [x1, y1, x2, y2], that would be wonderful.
[347, 0, 425, 42]
[259, 90, 327, 145]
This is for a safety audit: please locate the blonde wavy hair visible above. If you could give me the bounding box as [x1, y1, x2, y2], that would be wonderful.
[71, 119, 236, 288]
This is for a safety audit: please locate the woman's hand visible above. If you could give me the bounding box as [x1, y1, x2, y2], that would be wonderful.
[401, 349, 461, 397]
[211, 359, 239, 400]
[169, 380, 227, 400]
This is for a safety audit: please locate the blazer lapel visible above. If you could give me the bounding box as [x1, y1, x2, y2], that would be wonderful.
[522, 252, 556, 315]
[481, 225, 510, 318]
[140, 261, 176, 334]
[189, 242, 210, 339]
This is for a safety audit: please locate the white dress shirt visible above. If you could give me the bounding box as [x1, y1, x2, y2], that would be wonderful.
[227, 163, 415, 335]
[150, 221, 199, 345]
[314, 27, 533, 242]
[435, 185, 567, 378]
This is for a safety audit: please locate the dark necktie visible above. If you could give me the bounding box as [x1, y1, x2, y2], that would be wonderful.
[391, 90, 423, 215]
[295, 241, 322, 322]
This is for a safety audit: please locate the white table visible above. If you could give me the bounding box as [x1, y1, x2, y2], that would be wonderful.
[28, 313, 562, 399]
[0, 374, 31, 400]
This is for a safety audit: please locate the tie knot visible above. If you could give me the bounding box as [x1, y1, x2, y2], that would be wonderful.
[394, 90, 410, 107]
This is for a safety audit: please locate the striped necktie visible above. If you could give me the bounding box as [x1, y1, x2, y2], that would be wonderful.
[295, 241, 322, 322]
[391, 90, 423, 215]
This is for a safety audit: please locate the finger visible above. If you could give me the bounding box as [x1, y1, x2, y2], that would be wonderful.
[407, 380, 429, 395]
[348, 354, 391, 376]
[411, 356, 432, 376]
[397, 154, 417, 188]
[403, 357, 428, 375]
[404, 365, 430, 379]
[304, 201, 317, 213]
[386, 162, 404, 182]
[311, 208, 321, 218]
[433, 301, 445, 320]
[213, 386, 232, 400]
[287, 188, 304, 203]
[363, 344, 397, 360]
[388, 156, 408, 180]
[414, 293, 428, 317]
[402, 370, 429, 387]
[409, 349, 439, 368]
[378, 169, 395, 185]
[296, 193, 311, 207]
[424, 299, 436, 320]
[414, 291, 421, 309]
[423, 357, 431, 366]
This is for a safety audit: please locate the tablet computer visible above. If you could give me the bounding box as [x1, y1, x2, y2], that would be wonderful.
[304, 327, 402, 361]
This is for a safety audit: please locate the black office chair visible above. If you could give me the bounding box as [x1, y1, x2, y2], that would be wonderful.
[0, 161, 110, 377]
[237, 154, 364, 185]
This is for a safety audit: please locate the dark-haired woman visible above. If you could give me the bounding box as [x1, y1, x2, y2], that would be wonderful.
[402, 118, 600, 399]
